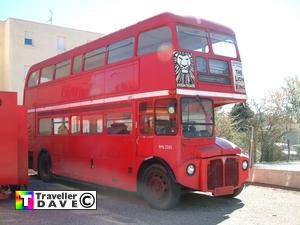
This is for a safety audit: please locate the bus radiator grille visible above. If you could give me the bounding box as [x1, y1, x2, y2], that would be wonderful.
[225, 158, 239, 187]
[207, 159, 223, 189]
[207, 158, 238, 190]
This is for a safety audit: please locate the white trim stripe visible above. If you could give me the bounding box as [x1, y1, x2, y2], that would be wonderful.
[27, 90, 169, 113]
[176, 89, 247, 100]
[27, 89, 247, 113]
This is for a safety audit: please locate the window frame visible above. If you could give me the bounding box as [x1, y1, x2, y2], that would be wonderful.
[180, 97, 214, 138]
[55, 59, 71, 80]
[70, 115, 81, 135]
[38, 117, 52, 136]
[24, 31, 33, 46]
[81, 114, 104, 135]
[210, 32, 237, 58]
[108, 37, 135, 64]
[53, 116, 70, 135]
[72, 54, 83, 75]
[83, 47, 106, 71]
[57, 36, 66, 51]
[154, 98, 178, 136]
[106, 111, 133, 135]
[176, 25, 209, 53]
[40, 65, 55, 84]
[138, 101, 154, 135]
[137, 26, 172, 56]
[27, 70, 40, 88]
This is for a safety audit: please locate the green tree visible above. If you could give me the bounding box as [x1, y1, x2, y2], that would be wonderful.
[230, 102, 254, 132]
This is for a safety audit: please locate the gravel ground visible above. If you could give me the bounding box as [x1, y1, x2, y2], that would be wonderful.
[0, 177, 300, 225]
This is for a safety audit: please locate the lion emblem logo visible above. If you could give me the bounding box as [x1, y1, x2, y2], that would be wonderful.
[173, 51, 195, 88]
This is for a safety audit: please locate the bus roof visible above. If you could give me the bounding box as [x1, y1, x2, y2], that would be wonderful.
[28, 12, 235, 73]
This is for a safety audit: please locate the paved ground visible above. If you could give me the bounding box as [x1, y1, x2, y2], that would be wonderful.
[1, 177, 300, 225]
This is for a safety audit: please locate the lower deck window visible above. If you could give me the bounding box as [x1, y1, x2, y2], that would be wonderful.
[82, 115, 103, 134]
[39, 118, 52, 135]
[155, 99, 177, 135]
[106, 112, 132, 134]
[53, 117, 69, 135]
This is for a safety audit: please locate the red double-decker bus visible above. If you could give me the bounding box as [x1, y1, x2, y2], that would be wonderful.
[24, 13, 248, 209]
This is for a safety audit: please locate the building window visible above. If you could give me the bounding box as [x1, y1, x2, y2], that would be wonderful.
[24, 31, 33, 46]
[57, 36, 65, 51]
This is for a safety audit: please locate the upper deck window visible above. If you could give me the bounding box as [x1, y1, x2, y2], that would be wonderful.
[177, 25, 209, 53]
[138, 26, 172, 55]
[197, 57, 230, 84]
[84, 48, 105, 71]
[28, 71, 39, 87]
[55, 60, 71, 80]
[211, 33, 237, 58]
[73, 55, 83, 74]
[108, 37, 134, 64]
[40, 65, 54, 84]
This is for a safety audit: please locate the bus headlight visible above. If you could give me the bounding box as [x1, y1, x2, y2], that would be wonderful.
[242, 160, 248, 170]
[186, 164, 195, 176]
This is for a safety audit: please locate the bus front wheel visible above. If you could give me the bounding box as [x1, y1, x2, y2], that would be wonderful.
[38, 153, 52, 182]
[141, 164, 180, 210]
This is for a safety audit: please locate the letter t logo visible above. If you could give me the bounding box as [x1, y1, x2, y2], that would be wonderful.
[16, 191, 34, 210]
[20, 194, 32, 207]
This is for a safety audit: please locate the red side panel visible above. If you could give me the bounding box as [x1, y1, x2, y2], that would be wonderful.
[0, 92, 18, 185]
[17, 106, 28, 185]
[0, 92, 28, 185]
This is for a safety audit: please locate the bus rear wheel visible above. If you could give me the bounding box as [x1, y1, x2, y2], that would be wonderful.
[141, 164, 180, 210]
[38, 153, 52, 182]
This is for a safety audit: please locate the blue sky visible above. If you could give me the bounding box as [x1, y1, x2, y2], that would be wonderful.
[1, 0, 300, 101]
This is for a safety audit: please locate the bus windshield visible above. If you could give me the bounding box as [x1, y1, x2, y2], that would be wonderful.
[181, 97, 214, 138]
[177, 25, 237, 58]
[210, 33, 237, 58]
[177, 25, 209, 53]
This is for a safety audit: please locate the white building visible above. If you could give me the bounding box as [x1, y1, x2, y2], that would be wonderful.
[0, 18, 102, 103]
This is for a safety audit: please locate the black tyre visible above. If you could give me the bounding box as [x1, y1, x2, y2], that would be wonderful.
[38, 153, 52, 182]
[141, 164, 180, 210]
[223, 184, 245, 198]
